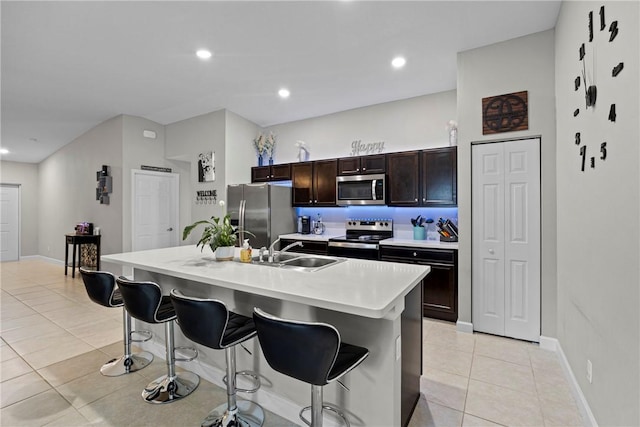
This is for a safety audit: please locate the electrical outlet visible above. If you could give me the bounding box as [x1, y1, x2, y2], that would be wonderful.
[587, 359, 593, 383]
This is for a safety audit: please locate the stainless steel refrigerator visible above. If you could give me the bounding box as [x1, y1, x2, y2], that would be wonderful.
[227, 183, 296, 249]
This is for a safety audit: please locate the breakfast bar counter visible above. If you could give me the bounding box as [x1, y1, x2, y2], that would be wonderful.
[102, 245, 429, 426]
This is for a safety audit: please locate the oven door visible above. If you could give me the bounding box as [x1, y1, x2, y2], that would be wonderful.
[336, 174, 385, 206]
[327, 240, 380, 260]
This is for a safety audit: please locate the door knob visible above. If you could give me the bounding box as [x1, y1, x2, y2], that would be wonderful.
[167, 227, 173, 231]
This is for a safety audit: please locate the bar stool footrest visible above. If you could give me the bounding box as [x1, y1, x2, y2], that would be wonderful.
[142, 371, 199, 404]
[130, 329, 153, 343]
[202, 399, 265, 427]
[222, 370, 261, 393]
[100, 351, 154, 377]
[174, 346, 198, 362]
[300, 403, 350, 427]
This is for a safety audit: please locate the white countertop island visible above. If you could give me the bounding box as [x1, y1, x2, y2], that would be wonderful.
[103, 245, 428, 319]
[102, 245, 429, 427]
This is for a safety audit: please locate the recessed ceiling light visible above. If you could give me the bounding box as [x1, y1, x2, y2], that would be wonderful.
[391, 56, 406, 69]
[196, 49, 212, 60]
[278, 88, 290, 98]
[0, 148, 9, 155]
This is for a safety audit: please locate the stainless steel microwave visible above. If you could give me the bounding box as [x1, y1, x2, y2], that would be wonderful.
[336, 173, 386, 206]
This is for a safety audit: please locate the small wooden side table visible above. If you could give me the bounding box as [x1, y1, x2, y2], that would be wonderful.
[65, 234, 101, 278]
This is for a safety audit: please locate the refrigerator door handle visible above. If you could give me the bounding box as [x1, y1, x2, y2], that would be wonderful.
[239, 199, 245, 243]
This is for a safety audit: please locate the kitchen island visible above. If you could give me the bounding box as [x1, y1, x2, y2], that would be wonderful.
[102, 245, 429, 427]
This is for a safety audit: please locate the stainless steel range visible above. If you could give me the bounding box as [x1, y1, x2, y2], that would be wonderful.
[328, 219, 393, 260]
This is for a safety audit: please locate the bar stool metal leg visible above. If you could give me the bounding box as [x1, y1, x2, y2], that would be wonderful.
[100, 309, 153, 376]
[299, 385, 351, 427]
[142, 320, 199, 404]
[202, 346, 265, 427]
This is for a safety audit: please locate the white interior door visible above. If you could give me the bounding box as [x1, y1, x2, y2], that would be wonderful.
[472, 138, 540, 342]
[0, 185, 20, 261]
[472, 144, 506, 335]
[132, 170, 179, 251]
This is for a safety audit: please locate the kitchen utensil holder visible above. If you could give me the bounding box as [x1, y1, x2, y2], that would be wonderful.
[413, 226, 426, 240]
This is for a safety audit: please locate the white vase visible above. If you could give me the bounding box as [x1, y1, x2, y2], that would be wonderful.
[214, 246, 235, 261]
[449, 128, 457, 146]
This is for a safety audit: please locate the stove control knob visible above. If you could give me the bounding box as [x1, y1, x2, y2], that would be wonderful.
[384, 222, 389, 227]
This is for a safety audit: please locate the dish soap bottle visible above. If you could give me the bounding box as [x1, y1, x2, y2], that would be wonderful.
[240, 239, 252, 263]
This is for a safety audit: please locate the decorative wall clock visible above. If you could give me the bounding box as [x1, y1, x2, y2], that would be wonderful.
[573, 5, 623, 171]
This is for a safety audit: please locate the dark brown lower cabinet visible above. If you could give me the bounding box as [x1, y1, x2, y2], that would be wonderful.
[380, 246, 458, 322]
[279, 239, 328, 255]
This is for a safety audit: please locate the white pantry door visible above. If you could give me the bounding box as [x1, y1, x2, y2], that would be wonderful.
[132, 170, 179, 251]
[0, 185, 20, 261]
[472, 138, 540, 342]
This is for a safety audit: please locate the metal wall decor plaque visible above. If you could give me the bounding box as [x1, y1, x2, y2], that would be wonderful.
[350, 139, 386, 156]
[482, 91, 529, 134]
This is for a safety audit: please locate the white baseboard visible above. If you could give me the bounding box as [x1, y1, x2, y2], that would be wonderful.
[554, 340, 598, 427]
[456, 320, 473, 333]
[539, 335, 557, 351]
[27, 255, 63, 265]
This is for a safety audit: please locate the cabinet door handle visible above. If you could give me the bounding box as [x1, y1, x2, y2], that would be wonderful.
[414, 198, 418, 202]
[489, 249, 495, 254]
[167, 227, 173, 231]
[356, 168, 360, 172]
[362, 167, 366, 171]
[413, 252, 417, 257]
[309, 200, 312, 203]
[423, 198, 426, 202]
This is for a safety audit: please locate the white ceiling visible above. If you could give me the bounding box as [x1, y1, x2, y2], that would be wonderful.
[1, 1, 561, 164]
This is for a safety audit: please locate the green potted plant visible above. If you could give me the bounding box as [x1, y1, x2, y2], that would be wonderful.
[182, 213, 253, 261]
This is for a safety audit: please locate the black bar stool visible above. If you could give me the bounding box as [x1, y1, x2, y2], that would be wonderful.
[252, 308, 369, 427]
[170, 290, 264, 427]
[116, 277, 199, 404]
[79, 268, 153, 376]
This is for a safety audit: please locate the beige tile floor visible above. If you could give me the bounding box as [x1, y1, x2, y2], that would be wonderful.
[0, 259, 584, 427]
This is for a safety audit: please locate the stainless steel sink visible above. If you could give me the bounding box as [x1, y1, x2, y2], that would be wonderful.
[250, 254, 345, 272]
[281, 257, 338, 268]
[273, 253, 300, 262]
[251, 252, 299, 264]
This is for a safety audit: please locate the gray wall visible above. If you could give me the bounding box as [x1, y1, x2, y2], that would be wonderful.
[121, 115, 169, 253]
[0, 161, 39, 256]
[225, 110, 260, 185]
[456, 30, 557, 336]
[165, 109, 227, 240]
[267, 90, 457, 163]
[555, 1, 639, 425]
[38, 115, 124, 259]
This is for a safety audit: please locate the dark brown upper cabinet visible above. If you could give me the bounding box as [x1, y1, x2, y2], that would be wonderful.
[338, 154, 386, 175]
[291, 162, 314, 206]
[421, 147, 457, 206]
[313, 159, 338, 206]
[292, 160, 337, 206]
[387, 151, 420, 206]
[251, 164, 291, 183]
[387, 147, 457, 207]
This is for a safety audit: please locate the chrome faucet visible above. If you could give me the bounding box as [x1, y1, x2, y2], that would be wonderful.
[268, 238, 303, 263]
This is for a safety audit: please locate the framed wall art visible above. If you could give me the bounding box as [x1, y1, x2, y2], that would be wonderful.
[198, 151, 215, 182]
